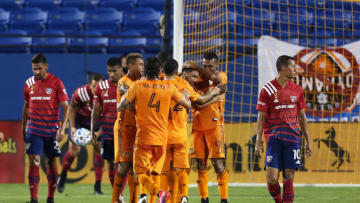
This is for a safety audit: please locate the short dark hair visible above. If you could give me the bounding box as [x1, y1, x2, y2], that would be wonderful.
[32, 54, 47, 64]
[144, 56, 161, 79]
[276, 55, 295, 73]
[90, 73, 104, 82]
[163, 58, 178, 75]
[203, 51, 218, 61]
[107, 57, 122, 67]
[157, 51, 170, 65]
[126, 53, 143, 67]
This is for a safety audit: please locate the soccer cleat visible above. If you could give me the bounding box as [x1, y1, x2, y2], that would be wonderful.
[118, 194, 125, 203]
[25, 198, 38, 203]
[201, 198, 209, 203]
[137, 195, 147, 203]
[220, 199, 228, 203]
[157, 190, 171, 203]
[180, 196, 188, 203]
[46, 197, 54, 203]
[57, 172, 67, 193]
[93, 183, 104, 195]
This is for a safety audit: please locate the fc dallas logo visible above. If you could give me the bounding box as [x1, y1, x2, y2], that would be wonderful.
[293, 48, 360, 117]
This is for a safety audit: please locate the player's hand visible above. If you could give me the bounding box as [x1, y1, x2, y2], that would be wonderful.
[91, 132, 97, 145]
[0, 132, 4, 142]
[305, 142, 312, 158]
[118, 82, 128, 95]
[181, 90, 190, 100]
[56, 128, 66, 142]
[255, 138, 264, 158]
[70, 127, 77, 142]
[217, 84, 227, 94]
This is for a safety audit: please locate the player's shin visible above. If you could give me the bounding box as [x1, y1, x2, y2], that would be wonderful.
[128, 173, 139, 203]
[28, 164, 40, 200]
[197, 169, 209, 199]
[267, 182, 282, 203]
[217, 170, 228, 200]
[112, 173, 125, 203]
[149, 174, 160, 203]
[61, 151, 75, 174]
[138, 174, 160, 200]
[283, 179, 294, 203]
[46, 161, 58, 199]
[160, 172, 169, 190]
[167, 170, 178, 203]
[177, 170, 189, 199]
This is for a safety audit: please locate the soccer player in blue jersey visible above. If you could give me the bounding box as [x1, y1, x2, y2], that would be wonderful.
[255, 55, 312, 203]
[22, 54, 69, 203]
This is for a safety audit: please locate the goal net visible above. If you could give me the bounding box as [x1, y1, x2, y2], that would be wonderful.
[181, 0, 360, 185]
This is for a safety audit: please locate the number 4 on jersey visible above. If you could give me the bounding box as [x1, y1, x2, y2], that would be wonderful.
[148, 93, 160, 112]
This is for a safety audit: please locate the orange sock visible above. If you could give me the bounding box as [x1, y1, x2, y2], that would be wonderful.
[140, 179, 148, 197]
[128, 173, 139, 203]
[149, 174, 160, 203]
[138, 174, 160, 199]
[176, 186, 182, 203]
[178, 170, 189, 198]
[167, 170, 178, 203]
[160, 173, 169, 190]
[217, 170, 228, 200]
[197, 169, 208, 199]
[112, 174, 125, 203]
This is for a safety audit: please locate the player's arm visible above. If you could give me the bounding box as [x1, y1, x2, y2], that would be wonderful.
[194, 85, 226, 105]
[172, 87, 191, 112]
[255, 111, 266, 158]
[118, 82, 129, 95]
[298, 109, 312, 157]
[68, 101, 78, 140]
[21, 100, 29, 141]
[91, 102, 102, 142]
[117, 97, 131, 112]
[57, 101, 69, 141]
[184, 61, 222, 85]
[193, 94, 222, 109]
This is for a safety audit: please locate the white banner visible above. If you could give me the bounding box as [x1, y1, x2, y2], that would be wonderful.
[257, 36, 360, 122]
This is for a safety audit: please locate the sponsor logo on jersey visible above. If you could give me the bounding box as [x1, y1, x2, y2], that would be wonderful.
[258, 101, 265, 106]
[31, 96, 51, 101]
[293, 48, 359, 117]
[275, 104, 295, 110]
[103, 99, 116, 103]
[46, 88, 52, 95]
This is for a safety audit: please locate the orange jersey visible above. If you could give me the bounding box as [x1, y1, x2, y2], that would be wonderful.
[124, 79, 184, 146]
[165, 76, 199, 144]
[114, 75, 137, 130]
[193, 71, 227, 131]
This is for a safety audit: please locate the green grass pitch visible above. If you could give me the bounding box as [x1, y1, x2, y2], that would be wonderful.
[0, 184, 359, 203]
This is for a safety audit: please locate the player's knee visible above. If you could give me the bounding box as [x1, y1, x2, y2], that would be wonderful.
[70, 143, 81, 156]
[266, 172, 279, 184]
[29, 155, 40, 166]
[283, 170, 294, 180]
[117, 162, 130, 176]
[196, 159, 207, 170]
[211, 158, 225, 174]
[46, 157, 57, 168]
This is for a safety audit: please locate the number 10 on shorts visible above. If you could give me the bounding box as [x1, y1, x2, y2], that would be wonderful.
[293, 149, 300, 160]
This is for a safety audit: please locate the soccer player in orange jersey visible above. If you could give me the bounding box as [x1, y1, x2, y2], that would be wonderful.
[112, 53, 144, 203]
[162, 59, 225, 203]
[184, 52, 228, 203]
[117, 57, 191, 203]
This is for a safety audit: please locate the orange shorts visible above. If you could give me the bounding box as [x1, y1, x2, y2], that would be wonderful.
[192, 124, 225, 160]
[162, 141, 190, 172]
[114, 125, 137, 163]
[133, 141, 166, 175]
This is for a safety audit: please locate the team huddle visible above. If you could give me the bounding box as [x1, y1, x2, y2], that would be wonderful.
[22, 53, 312, 203]
[22, 52, 228, 203]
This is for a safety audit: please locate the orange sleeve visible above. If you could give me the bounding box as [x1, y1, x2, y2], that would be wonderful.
[170, 85, 184, 103]
[124, 82, 137, 103]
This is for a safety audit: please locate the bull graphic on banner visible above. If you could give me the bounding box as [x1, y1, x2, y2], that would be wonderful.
[313, 127, 350, 169]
